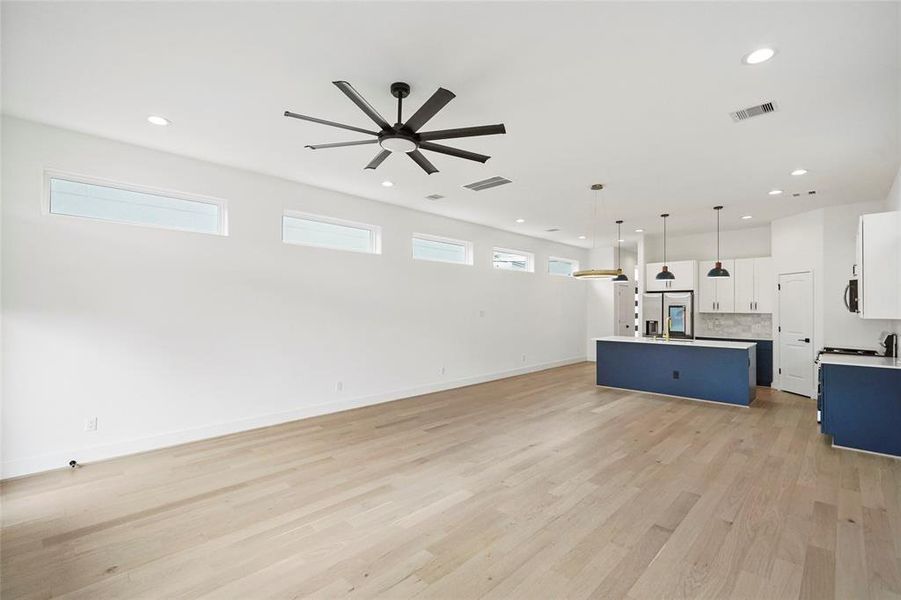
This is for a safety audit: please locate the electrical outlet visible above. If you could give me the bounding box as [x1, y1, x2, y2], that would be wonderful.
[521, 354, 527, 363]
[672, 371, 680, 380]
[335, 381, 343, 392]
[84, 417, 98, 432]
[440, 366, 446, 375]
[479, 310, 486, 318]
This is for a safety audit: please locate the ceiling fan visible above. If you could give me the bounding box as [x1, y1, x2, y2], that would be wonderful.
[284, 81, 506, 175]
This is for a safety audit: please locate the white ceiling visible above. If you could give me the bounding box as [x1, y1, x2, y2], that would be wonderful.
[2, 1, 899, 248]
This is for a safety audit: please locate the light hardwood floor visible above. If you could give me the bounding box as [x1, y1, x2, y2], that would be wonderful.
[2, 362, 900, 599]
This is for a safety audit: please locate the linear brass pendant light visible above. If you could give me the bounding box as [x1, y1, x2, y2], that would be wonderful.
[656, 213, 676, 280]
[706, 205, 731, 278]
[573, 184, 621, 279]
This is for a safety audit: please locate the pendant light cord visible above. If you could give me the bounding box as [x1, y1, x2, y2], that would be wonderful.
[663, 215, 667, 265]
[717, 208, 721, 261]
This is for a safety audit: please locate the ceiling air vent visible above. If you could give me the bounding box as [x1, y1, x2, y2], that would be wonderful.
[463, 176, 512, 192]
[545, 228, 560, 233]
[730, 101, 777, 122]
[425, 194, 445, 200]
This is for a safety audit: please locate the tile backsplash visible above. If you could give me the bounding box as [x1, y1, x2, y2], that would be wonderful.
[696, 313, 772, 340]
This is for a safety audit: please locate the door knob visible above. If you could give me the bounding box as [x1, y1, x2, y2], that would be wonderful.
[798, 337, 810, 343]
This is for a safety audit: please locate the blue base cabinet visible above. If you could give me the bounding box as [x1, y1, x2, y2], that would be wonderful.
[820, 364, 901, 457]
[697, 337, 772, 386]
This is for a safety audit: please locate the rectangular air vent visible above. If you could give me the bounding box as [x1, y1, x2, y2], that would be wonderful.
[425, 194, 445, 200]
[545, 228, 560, 233]
[463, 176, 512, 192]
[730, 101, 777, 122]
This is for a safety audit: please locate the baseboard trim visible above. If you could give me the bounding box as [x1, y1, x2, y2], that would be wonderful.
[1, 357, 586, 480]
[595, 384, 753, 408]
[832, 443, 901, 460]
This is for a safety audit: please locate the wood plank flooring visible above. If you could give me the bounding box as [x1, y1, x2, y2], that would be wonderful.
[2, 362, 900, 599]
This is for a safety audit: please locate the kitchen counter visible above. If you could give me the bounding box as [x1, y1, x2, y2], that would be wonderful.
[818, 353, 901, 370]
[593, 335, 755, 350]
[595, 336, 756, 406]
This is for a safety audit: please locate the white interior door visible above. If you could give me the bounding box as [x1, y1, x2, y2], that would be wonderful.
[778, 271, 814, 397]
[614, 282, 634, 336]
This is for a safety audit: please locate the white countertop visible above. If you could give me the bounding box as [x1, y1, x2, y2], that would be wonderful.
[594, 336, 756, 350]
[818, 353, 901, 370]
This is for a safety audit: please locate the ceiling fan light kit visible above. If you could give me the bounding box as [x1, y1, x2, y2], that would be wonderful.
[285, 81, 506, 174]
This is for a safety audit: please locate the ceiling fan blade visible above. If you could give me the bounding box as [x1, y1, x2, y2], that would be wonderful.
[408, 149, 438, 174]
[364, 149, 391, 170]
[284, 111, 378, 136]
[417, 124, 506, 142]
[305, 139, 378, 150]
[419, 142, 490, 163]
[403, 87, 456, 132]
[332, 81, 392, 130]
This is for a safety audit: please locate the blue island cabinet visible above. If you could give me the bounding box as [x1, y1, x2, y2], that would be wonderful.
[819, 359, 901, 457]
[595, 337, 756, 406]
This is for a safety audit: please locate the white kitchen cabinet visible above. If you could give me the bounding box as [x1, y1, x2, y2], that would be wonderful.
[734, 257, 773, 313]
[858, 211, 901, 319]
[698, 260, 735, 312]
[645, 260, 697, 291]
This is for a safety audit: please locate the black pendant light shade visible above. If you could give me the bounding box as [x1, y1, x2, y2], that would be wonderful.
[656, 213, 676, 280]
[613, 219, 629, 281]
[706, 206, 731, 278]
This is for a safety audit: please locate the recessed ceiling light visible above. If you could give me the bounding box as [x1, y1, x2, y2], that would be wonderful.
[743, 47, 776, 65]
[791, 169, 808, 176]
[742, 215, 753, 220]
[147, 115, 170, 126]
[768, 189, 783, 195]
[634, 229, 644, 233]
[515, 218, 525, 223]
[578, 235, 587, 240]
[381, 180, 394, 187]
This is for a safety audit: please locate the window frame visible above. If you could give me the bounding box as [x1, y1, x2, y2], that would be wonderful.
[282, 210, 382, 255]
[491, 246, 535, 273]
[547, 256, 580, 277]
[43, 170, 228, 236]
[411, 233, 474, 266]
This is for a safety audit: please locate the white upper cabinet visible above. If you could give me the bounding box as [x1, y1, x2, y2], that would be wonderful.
[858, 211, 901, 319]
[698, 260, 735, 312]
[645, 260, 697, 291]
[734, 257, 773, 313]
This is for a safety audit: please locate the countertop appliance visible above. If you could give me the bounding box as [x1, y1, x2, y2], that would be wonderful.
[880, 332, 898, 358]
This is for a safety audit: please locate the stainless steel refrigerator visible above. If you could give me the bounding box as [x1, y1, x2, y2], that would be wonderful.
[642, 291, 694, 338]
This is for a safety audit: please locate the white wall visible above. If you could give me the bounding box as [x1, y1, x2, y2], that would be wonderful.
[644, 226, 771, 263]
[584, 247, 636, 360]
[887, 166, 901, 212]
[770, 201, 899, 394]
[1, 117, 589, 478]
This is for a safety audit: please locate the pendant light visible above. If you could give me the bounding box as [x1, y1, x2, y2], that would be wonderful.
[655, 213, 676, 280]
[612, 220, 629, 281]
[706, 205, 730, 278]
[573, 184, 620, 279]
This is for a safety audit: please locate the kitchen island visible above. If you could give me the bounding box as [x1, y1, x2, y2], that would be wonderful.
[594, 336, 757, 406]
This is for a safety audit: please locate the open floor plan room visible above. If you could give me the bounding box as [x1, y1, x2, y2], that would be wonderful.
[2, 1, 900, 598]
[5, 364, 901, 599]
